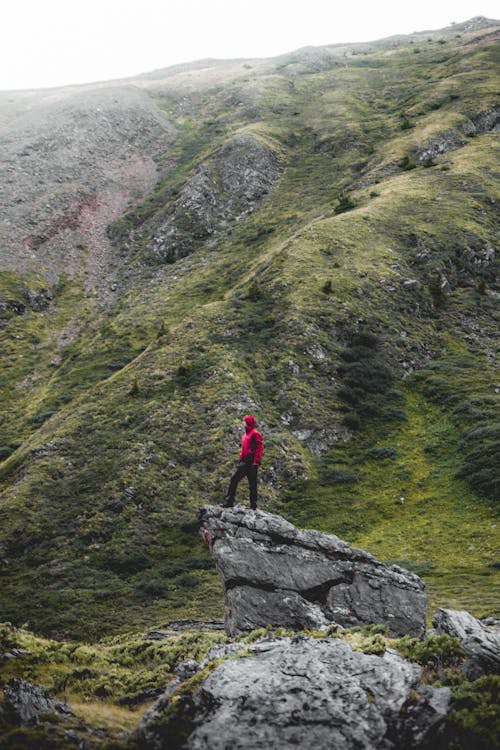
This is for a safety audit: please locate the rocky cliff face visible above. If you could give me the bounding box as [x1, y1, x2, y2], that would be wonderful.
[134, 520, 498, 750]
[198, 506, 427, 637]
[143, 131, 283, 263]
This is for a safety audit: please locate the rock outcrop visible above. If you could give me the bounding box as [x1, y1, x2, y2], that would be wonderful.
[138, 634, 450, 750]
[146, 131, 282, 263]
[432, 608, 500, 680]
[2, 678, 72, 725]
[198, 506, 427, 637]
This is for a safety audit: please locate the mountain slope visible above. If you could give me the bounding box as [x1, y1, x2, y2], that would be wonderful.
[0, 17, 498, 639]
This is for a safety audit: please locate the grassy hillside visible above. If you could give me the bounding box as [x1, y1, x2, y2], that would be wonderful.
[0, 18, 498, 640]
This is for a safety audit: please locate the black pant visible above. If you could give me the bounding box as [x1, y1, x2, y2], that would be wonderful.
[225, 462, 258, 508]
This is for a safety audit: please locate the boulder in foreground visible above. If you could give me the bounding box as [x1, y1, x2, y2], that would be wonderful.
[138, 635, 450, 750]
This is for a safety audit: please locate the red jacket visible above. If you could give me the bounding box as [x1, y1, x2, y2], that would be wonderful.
[239, 416, 264, 465]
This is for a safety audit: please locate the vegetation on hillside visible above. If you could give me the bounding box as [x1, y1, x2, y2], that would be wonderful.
[0, 19, 498, 642]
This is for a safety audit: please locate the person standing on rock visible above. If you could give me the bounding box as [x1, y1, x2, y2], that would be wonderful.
[224, 415, 264, 509]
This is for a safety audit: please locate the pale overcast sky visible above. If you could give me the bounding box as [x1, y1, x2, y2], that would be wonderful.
[1, 0, 499, 91]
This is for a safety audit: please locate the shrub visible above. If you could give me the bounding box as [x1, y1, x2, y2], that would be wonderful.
[32, 410, 56, 425]
[334, 191, 356, 214]
[359, 634, 386, 655]
[175, 572, 200, 589]
[0, 445, 14, 461]
[384, 408, 408, 421]
[437, 675, 500, 750]
[397, 634, 465, 671]
[337, 330, 399, 432]
[416, 358, 499, 502]
[342, 412, 361, 430]
[321, 280, 333, 294]
[339, 345, 377, 363]
[319, 467, 360, 484]
[398, 155, 417, 170]
[129, 378, 140, 396]
[337, 359, 394, 392]
[140, 578, 170, 596]
[399, 113, 413, 130]
[351, 331, 379, 348]
[98, 548, 150, 574]
[366, 446, 398, 460]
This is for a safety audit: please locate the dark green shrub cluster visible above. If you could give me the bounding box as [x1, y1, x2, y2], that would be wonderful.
[31, 410, 56, 426]
[0, 446, 15, 461]
[440, 675, 500, 750]
[337, 331, 400, 429]
[132, 553, 214, 597]
[456, 421, 500, 499]
[0, 622, 17, 651]
[174, 356, 214, 388]
[321, 279, 333, 294]
[397, 634, 465, 673]
[384, 408, 408, 421]
[318, 466, 360, 485]
[414, 357, 499, 501]
[398, 154, 416, 170]
[334, 191, 356, 214]
[366, 446, 398, 460]
[399, 112, 413, 130]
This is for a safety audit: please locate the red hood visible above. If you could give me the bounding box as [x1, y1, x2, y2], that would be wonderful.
[244, 415, 256, 431]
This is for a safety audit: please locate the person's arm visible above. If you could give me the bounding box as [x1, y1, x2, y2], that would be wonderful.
[253, 432, 264, 465]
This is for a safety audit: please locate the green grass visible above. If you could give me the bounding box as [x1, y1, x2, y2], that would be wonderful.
[282, 387, 499, 619]
[0, 621, 227, 746]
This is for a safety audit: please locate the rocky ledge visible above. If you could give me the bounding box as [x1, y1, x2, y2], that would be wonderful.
[198, 506, 427, 637]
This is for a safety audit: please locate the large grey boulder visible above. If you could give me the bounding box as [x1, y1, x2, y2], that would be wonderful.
[198, 506, 427, 637]
[138, 635, 450, 750]
[432, 608, 500, 680]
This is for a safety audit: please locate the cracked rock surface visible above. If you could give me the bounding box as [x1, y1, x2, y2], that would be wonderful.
[198, 506, 427, 637]
[138, 635, 450, 750]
